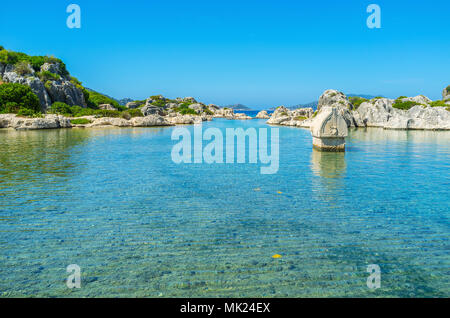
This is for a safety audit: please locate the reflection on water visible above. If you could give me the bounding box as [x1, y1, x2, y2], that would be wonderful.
[310, 150, 346, 179]
[0, 123, 449, 298]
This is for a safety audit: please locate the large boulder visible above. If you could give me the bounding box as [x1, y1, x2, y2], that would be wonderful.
[141, 104, 164, 116]
[255, 110, 270, 119]
[126, 101, 140, 109]
[188, 103, 204, 114]
[317, 89, 352, 111]
[98, 104, 117, 111]
[131, 115, 171, 127]
[40, 63, 61, 75]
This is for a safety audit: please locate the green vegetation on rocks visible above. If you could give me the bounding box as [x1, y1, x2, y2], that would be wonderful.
[348, 96, 368, 109]
[0, 48, 69, 75]
[70, 118, 92, 125]
[49, 102, 144, 118]
[392, 98, 419, 110]
[430, 100, 448, 107]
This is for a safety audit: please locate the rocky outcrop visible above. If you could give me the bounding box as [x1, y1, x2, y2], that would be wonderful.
[443, 86, 450, 101]
[188, 103, 204, 114]
[166, 114, 204, 125]
[126, 101, 141, 109]
[234, 113, 253, 120]
[267, 106, 314, 126]
[312, 90, 450, 130]
[318, 90, 352, 111]
[255, 110, 270, 119]
[354, 98, 450, 130]
[98, 104, 118, 111]
[0, 114, 71, 130]
[45, 80, 86, 107]
[141, 104, 164, 116]
[2, 69, 52, 110]
[2, 62, 86, 111]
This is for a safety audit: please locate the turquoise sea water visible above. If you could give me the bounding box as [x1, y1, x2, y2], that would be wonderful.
[0, 119, 449, 297]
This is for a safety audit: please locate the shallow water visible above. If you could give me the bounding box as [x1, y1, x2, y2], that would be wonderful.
[0, 119, 449, 297]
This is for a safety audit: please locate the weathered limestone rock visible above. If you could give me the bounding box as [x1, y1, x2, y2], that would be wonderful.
[0, 114, 71, 130]
[126, 101, 140, 109]
[443, 86, 450, 101]
[310, 107, 348, 152]
[43, 80, 86, 108]
[98, 104, 118, 111]
[188, 103, 204, 114]
[2, 71, 52, 111]
[130, 115, 171, 127]
[167, 114, 202, 125]
[234, 113, 253, 120]
[141, 104, 164, 116]
[40, 63, 61, 75]
[317, 89, 352, 111]
[267, 106, 314, 126]
[255, 110, 270, 119]
[90, 117, 131, 127]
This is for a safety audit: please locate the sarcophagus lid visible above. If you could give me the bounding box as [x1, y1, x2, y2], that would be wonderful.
[311, 107, 348, 138]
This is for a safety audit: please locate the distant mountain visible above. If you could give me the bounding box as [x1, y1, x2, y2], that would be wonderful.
[223, 104, 253, 111]
[118, 98, 133, 106]
[279, 94, 384, 111]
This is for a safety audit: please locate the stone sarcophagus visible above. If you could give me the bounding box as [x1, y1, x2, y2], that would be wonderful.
[310, 107, 348, 152]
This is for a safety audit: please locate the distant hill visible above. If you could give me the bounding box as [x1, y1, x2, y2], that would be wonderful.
[280, 94, 384, 111]
[223, 104, 253, 111]
[119, 98, 133, 106]
[86, 88, 133, 106]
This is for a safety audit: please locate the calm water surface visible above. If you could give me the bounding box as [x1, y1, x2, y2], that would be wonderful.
[0, 119, 449, 297]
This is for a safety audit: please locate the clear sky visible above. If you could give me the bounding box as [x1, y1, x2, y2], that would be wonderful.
[1, 0, 449, 109]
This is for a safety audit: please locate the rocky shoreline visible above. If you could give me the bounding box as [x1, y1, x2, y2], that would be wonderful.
[0, 105, 254, 130]
[265, 88, 450, 131]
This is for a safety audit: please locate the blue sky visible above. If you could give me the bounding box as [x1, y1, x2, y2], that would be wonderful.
[1, 0, 449, 108]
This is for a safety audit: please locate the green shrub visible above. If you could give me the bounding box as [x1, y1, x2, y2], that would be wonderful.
[349, 96, 368, 109]
[37, 70, 60, 82]
[179, 108, 198, 115]
[430, 100, 447, 107]
[351, 97, 368, 108]
[87, 90, 120, 109]
[151, 99, 167, 108]
[294, 116, 307, 121]
[17, 108, 37, 117]
[49, 102, 72, 115]
[127, 108, 144, 118]
[392, 99, 418, 110]
[0, 83, 40, 113]
[70, 118, 91, 125]
[14, 61, 32, 76]
[0, 48, 69, 74]
[204, 108, 214, 115]
[446, 86, 450, 94]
